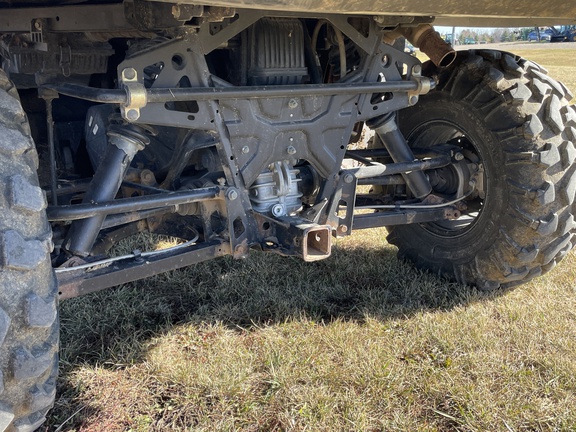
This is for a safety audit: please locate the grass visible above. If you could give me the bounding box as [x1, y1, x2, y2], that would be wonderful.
[500, 48, 576, 105]
[45, 48, 576, 431]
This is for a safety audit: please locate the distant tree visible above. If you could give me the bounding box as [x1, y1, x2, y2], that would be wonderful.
[519, 27, 532, 40]
[492, 28, 504, 42]
[501, 29, 513, 42]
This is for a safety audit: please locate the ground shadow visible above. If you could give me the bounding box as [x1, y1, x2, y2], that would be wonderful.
[44, 240, 498, 429]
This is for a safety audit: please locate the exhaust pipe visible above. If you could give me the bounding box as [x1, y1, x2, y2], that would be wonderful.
[386, 24, 457, 68]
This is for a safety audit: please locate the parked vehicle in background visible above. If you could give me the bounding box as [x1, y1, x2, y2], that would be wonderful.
[527, 29, 553, 41]
[550, 25, 576, 42]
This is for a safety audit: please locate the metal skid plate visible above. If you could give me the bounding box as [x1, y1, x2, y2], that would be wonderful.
[117, 13, 423, 191]
[221, 94, 358, 186]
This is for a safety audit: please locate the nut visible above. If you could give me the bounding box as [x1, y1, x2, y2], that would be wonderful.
[227, 189, 238, 201]
[122, 67, 137, 81]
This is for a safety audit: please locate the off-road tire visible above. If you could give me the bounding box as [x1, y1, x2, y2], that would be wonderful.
[0, 70, 58, 431]
[389, 50, 576, 290]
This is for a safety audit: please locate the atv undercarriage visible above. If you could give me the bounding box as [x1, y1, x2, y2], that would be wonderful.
[0, 4, 575, 430]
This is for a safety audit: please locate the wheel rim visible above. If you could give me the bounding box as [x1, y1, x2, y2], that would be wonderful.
[406, 119, 487, 238]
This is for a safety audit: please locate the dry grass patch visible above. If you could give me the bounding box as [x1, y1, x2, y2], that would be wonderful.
[511, 49, 576, 103]
[45, 234, 576, 431]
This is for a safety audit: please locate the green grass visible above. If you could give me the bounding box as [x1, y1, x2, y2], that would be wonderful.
[45, 49, 576, 431]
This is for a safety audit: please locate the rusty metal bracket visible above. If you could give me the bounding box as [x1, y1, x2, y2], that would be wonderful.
[57, 240, 230, 300]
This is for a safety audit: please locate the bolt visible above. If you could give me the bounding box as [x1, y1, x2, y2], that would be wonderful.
[241, 146, 250, 154]
[339, 224, 348, 233]
[271, 204, 284, 217]
[227, 189, 238, 201]
[409, 95, 419, 106]
[412, 64, 422, 75]
[33, 20, 42, 31]
[287, 145, 297, 155]
[126, 109, 139, 121]
[454, 152, 464, 161]
[288, 98, 298, 109]
[382, 54, 389, 66]
[123, 68, 137, 80]
[141, 169, 155, 185]
[343, 173, 354, 184]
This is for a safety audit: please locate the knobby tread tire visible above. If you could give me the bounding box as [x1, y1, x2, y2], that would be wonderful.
[0, 69, 58, 432]
[389, 50, 576, 290]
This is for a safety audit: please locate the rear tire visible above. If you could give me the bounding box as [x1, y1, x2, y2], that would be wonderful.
[389, 50, 576, 289]
[0, 70, 58, 431]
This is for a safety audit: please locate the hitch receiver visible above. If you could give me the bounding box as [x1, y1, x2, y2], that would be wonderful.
[301, 224, 332, 262]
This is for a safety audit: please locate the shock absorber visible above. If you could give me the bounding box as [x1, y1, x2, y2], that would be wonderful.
[367, 113, 432, 199]
[64, 122, 150, 256]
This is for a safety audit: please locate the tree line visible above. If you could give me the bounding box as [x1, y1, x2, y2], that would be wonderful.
[449, 28, 539, 44]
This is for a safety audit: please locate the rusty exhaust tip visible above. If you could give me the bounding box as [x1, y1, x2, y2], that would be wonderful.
[418, 31, 457, 68]
[438, 50, 457, 68]
[303, 225, 331, 261]
[394, 24, 457, 69]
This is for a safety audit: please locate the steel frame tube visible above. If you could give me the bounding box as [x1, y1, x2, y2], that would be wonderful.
[47, 187, 221, 222]
[350, 153, 451, 179]
[47, 80, 426, 104]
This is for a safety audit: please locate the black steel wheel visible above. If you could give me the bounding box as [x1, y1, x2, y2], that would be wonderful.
[0, 70, 58, 431]
[389, 50, 576, 290]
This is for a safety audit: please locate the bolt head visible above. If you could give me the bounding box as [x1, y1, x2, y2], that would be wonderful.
[241, 146, 250, 154]
[454, 152, 464, 161]
[343, 173, 354, 184]
[287, 146, 297, 155]
[123, 68, 137, 80]
[227, 189, 238, 201]
[271, 204, 284, 217]
[339, 224, 348, 233]
[126, 109, 139, 121]
[288, 98, 298, 109]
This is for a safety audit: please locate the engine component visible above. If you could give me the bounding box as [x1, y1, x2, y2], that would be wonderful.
[244, 17, 308, 85]
[249, 161, 303, 217]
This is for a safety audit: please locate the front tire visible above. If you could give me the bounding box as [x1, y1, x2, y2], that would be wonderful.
[389, 50, 576, 289]
[0, 70, 58, 431]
